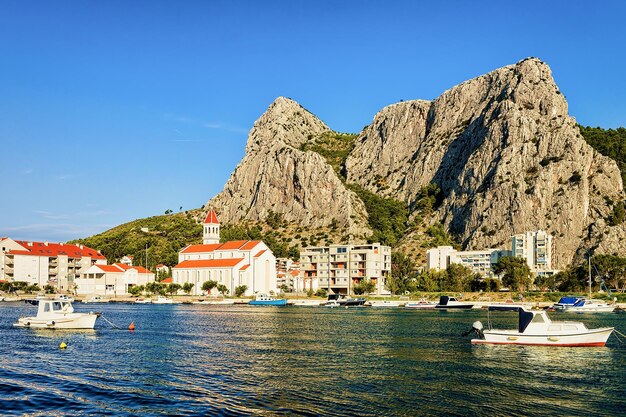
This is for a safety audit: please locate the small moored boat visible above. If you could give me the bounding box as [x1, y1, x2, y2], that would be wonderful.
[249, 294, 288, 306]
[554, 296, 615, 313]
[405, 298, 437, 309]
[368, 300, 402, 308]
[153, 296, 177, 304]
[435, 296, 473, 309]
[82, 295, 110, 303]
[14, 299, 100, 329]
[193, 299, 235, 305]
[468, 305, 614, 347]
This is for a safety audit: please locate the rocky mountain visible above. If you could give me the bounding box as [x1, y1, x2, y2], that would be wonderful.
[208, 58, 626, 267]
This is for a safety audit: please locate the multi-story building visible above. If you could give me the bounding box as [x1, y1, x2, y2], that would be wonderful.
[426, 246, 511, 278]
[0, 237, 106, 291]
[172, 209, 277, 296]
[511, 230, 555, 275]
[299, 243, 391, 295]
[75, 263, 154, 296]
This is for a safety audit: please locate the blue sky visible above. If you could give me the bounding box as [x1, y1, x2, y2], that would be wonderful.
[1, 1, 625, 242]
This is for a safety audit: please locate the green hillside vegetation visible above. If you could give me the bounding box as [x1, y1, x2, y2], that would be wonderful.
[71, 212, 203, 270]
[579, 125, 626, 226]
[579, 125, 626, 183]
[300, 131, 358, 177]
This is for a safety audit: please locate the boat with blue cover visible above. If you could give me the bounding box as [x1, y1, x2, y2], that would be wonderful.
[467, 305, 614, 346]
[249, 294, 288, 306]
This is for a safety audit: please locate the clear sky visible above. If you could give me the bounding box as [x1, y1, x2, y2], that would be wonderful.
[1, 0, 625, 242]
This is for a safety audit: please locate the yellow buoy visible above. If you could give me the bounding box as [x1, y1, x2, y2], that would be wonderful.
[59, 342, 67, 349]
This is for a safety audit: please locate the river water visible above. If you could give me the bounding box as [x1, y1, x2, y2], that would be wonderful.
[0, 302, 624, 416]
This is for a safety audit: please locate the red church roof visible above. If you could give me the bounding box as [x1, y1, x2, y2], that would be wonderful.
[173, 258, 244, 269]
[204, 208, 219, 224]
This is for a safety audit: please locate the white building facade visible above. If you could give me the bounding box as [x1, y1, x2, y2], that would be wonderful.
[172, 209, 277, 296]
[0, 237, 106, 291]
[512, 230, 555, 275]
[75, 263, 154, 296]
[426, 246, 511, 278]
[299, 243, 391, 295]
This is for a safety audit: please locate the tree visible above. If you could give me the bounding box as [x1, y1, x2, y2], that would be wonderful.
[492, 256, 532, 291]
[216, 284, 229, 295]
[234, 285, 248, 297]
[129, 285, 144, 296]
[315, 288, 328, 298]
[201, 280, 218, 294]
[182, 282, 194, 295]
[167, 283, 181, 295]
[353, 279, 376, 295]
[534, 274, 556, 292]
[280, 284, 290, 293]
[44, 284, 55, 294]
[593, 254, 626, 292]
[388, 252, 417, 294]
[441, 264, 473, 292]
[25, 284, 40, 294]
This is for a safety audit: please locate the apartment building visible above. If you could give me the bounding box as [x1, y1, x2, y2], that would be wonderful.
[299, 243, 391, 295]
[426, 246, 510, 277]
[0, 237, 106, 291]
[511, 230, 555, 275]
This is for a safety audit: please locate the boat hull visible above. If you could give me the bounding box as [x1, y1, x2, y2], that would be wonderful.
[472, 327, 614, 347]
[249, 299, 288, 306]
[14, 313, 98, 330]
[405, 303, 436, 309]
[435, 305, 473, 309]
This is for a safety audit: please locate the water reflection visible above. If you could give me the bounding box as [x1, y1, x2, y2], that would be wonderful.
[0, 303, 624, 416]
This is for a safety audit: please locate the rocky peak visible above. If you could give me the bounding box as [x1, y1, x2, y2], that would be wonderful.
[245, 96, 331, 153]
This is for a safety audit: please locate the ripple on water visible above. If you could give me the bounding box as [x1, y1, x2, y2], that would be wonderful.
[0, 304, 624, 416]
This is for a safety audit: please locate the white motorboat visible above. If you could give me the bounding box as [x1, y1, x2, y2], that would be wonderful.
[57, 294, 75, 302]
[193, 299, 235, 305]
[14, 299, 99, 329]
[469, 305, 614, 347]
[405, 298, 437, 309]
[153, 296, 177, 304]
[435, 296, 473, 309]
[134, 298, 152, 304]
[324, 300, 341, 308]
[82, 295, 110, 303]
[289, 299, 323, 306]
[369, 300, 402, 308]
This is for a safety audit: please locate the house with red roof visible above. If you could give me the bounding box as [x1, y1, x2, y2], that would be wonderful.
[74, 263, 155, 296]
[0, 237, 106, 291]
[172, 208, 276, 296]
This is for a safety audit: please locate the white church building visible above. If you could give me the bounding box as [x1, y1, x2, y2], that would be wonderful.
[172, 208, 277, 297]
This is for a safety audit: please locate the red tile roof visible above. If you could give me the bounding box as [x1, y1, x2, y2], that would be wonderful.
[217, 240, 249, 250]
[173, 258, 244, 269]
[240, 240, 261, 251]
[161, 277, 173, 283]
[240, 264, 250, 271]
[9, 240, 105, 259]
[94, 264, 125, 273]
[254, 249, 267, 258]
[290, 270, 300, 276]
[203, 208, 219, 224]
[181, 243, 223, 254]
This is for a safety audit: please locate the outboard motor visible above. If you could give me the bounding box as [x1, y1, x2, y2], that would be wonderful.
[462, 321, 484, 339]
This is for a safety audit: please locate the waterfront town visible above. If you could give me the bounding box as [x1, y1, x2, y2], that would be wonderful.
[0, 208, 558, 300]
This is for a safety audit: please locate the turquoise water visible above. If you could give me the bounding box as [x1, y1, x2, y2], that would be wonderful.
[1, 302, 624, 416]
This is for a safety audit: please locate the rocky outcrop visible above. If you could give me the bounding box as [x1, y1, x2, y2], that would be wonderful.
[208, 97, 370, 236]
[208, 60, 626, 267]
[345, 58, 625, 266]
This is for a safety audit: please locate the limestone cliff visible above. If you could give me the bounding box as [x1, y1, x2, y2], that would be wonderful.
[208, 59, 626, 267]
[208, 97, 371, 237]
[344, 58, 625, 266]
